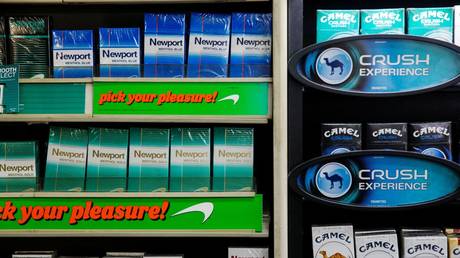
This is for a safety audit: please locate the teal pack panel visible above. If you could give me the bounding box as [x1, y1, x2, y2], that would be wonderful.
[20, 83, 85, 114]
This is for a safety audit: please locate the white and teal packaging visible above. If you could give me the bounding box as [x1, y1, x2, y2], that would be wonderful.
[170, 128, 210, 192]
[316, 9, 360, 42]
[0, 141, 38, 192]
[360, 8, 405, 35]
[213, 127, 254, 191]
[408, 7, 453, 42]
[44, 127, 88, 191]
[86, 127, 129, 192]
[128, 128, 170, 192]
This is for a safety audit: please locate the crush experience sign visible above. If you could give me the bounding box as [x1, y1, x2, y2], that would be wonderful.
[289, 151, 460, 209]
[289, 35, 460, 96]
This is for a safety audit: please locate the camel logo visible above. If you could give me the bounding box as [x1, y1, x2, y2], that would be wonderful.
[316, 162, 352, 198]
[316, 47, 353, 85]
[422, 148, 447, 159]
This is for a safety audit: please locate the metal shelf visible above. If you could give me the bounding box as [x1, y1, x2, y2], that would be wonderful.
[1, 0, 268, 3]
[20, 77, 272, 84]
[0, 191, 256, 198]
[0, 218, 269, 238]
[0, 114, 269, 124]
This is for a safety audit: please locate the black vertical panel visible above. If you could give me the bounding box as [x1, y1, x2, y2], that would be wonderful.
[288, 0, 460, 257]
[287, 0, 304, 257]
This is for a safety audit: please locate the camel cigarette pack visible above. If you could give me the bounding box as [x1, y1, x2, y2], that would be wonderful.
[0, 141, 38, 192]
[170, 128, 210, 192]
[316, 10, 360, 43]
[187, 13, 231, 77]
[409, 122, 452, 160]
[230, 13, 272, 77]
[402, 231, 448, 258]
[213, 127, 254, 191]
[448, 235, 460, 258]
[321, 123, 362, 155]
[228, 247, 269, 258]
[355, 230, 399, 258]
[360, 8, 405, 35]
[312, 224, 355, 258]
[407, 7, 453, 43]
[144, 13, 186, 78]
[128, 128, 170, 192]
[367, 123, 407, 150]
[0, 17, 6, 65]
[86, 128, 129, 192]
[44, 127, 88, 192]
[52, 30, 93, 78]
[99, 28, 140, 77]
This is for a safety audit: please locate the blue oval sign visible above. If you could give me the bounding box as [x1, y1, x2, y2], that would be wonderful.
[288, 35, 460, 96]
[289, 151, 460, 209]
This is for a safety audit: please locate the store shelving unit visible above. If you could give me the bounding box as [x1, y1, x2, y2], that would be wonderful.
[287, 1, 460, 258]
[0, 0, 289, 257]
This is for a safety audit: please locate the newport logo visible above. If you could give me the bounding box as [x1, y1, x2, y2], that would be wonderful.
[236, 37, 271, 47]
[194, 37, 228, 47]
[316, 162, 352, 198]
[422, 148, 447, 159]
[149, 38, 183, 47]
[316, 48, 353, 85]
[55, 52, 91, 61]
[102, 50, 138, 59]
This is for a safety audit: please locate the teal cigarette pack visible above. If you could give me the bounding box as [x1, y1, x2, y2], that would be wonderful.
[44, 127, 88, 192]
[360, 8, 405, 35]
[128, 128, 170, 192]
[86, 128, 129, 192]
[0, 141, 38, 192]
[213, 128, 254, 192]
[316, 9, 360, 42]
[408, 7, 453, 42]
[170, 128, 210, 192]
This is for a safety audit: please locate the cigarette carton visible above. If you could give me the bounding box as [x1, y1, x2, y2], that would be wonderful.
[44, 127, 88, 192]
[321, 123, 362, 155]
[0, 141, 38, 192]
[316, 10, 360, 42]
[407, 7, 453, 42]
[86, 128, 129, 192]
[128, 128, 170, 192]
[360, 8, 405, 35]
[355, 229, 399, 258]
[312, 224, 355, 258]
[170, 128, 210, 192]
[366, 123, 407, 150]
[409, 122, 452, 160]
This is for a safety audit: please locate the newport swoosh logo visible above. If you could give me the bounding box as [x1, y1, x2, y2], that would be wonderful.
[171, 202, 214, 223]
[218, 94, 240, 104]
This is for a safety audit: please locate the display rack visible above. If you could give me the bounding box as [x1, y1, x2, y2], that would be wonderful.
[288, 1, 460, 258]
[0, 0, 289, 257]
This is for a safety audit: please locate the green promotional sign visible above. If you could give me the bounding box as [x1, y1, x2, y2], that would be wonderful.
[0, 195, 262, 232]
[0, 65, 19, 113]
[93, 81, 269, 115]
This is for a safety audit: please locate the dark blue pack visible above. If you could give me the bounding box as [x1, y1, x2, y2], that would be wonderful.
[409, 122, 452, 160]
[367, 123, 407, 150]
[99, 28, 140, 78]
[144, 13, 186, 78]
[321, 123, 362, 155]
[230, 13, 272, 77]
[52, 30, 94, 78]
[187, 13, 231, 78]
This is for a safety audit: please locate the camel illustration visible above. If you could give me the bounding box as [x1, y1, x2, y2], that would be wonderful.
[323, 58, 344, 75]
[323, 172, 343, 189]
[319, 250, 347, 258]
